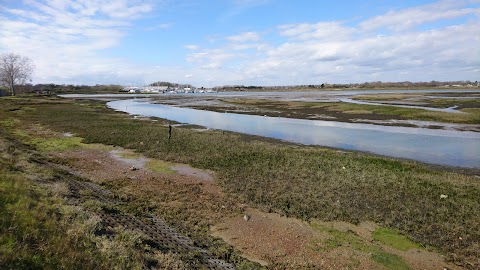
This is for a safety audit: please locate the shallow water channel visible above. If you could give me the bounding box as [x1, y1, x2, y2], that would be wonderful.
[107, 99, 480, 168]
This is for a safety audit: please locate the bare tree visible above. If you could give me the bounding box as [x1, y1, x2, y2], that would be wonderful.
[0, 53, 35, 96]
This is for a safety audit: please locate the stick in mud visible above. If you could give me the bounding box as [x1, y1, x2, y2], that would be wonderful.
[168, 124, 172, 143]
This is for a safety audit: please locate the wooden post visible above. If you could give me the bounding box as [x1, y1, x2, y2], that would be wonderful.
[168, 125, 172, 143]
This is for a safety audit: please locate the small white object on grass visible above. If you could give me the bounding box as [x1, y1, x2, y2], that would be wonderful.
[440, 194, 448, 199]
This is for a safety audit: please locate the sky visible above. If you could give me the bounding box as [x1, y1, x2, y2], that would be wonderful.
[0, 0, 479, 87]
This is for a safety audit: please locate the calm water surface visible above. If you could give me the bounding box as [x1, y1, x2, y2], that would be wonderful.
[107, 99, 480, 168]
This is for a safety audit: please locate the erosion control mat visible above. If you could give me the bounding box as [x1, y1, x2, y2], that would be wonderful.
[66, 177, 235, 269]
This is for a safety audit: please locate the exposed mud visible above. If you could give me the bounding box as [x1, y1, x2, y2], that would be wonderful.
[151, 100, 480, 133]
[212, 208, 460, 270]
[110, 149, 149, 169]
[172, 164, 215, 182]
[147, 91, 480, 131]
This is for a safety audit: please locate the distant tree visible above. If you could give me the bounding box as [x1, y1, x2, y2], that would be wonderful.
[0, 53, 35, 96]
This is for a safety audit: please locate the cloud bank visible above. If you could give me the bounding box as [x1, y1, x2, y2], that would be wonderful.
[0, 0, 479, 86]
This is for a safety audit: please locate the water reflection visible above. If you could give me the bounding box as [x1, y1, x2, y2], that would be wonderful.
[107, 99, 480, 168]
[339, 98, 463, 113]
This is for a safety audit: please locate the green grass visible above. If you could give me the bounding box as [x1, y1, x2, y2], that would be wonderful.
[117, 151, 143, 159]
[31, 136, 85, 151]
[2, 97, 480, 268]
[372, 253, 410, 270]
[146, 160, 176, 173]
[310, 223, 411, 270]
[0, 131, 144, 269]
[373, 228, 421, 251]
[0, 118, 19, 127]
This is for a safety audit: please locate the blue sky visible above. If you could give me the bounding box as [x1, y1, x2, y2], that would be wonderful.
[0, 0, 479, 86]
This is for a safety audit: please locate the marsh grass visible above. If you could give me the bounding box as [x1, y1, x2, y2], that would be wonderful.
[354, 94, 480, 109]
[372, 228, 421, 251]
[311, 101, 480, 123]
[31, 136, 85, 151]
[0, 100, 261, 269]
[146, 160, 176, 173]
[2, 97, 480, 268]
[0, 131, 144, 269]
[225, 98, 480, 123]
[0, 113, 207, 269]
[118, 151, 143, 159]
[309, 223, 411, 270]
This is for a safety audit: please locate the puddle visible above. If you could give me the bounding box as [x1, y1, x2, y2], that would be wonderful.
[110, 150, 148, 169]
[109, 149, 214, 180]
[171, 165, 214, 181]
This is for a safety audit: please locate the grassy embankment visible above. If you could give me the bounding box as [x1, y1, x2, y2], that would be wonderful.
[1, 96, 479, 268]
[222, 98, 480, 124]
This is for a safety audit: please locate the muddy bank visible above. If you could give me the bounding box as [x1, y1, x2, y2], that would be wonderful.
[149, 95, 480, 132]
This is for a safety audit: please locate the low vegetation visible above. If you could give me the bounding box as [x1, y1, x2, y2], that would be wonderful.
[372, 228, 421, 251]
[310, 223, 411, 270]
[222, 97, 480, 124]
[0, 129, 147, 269]
[0, 98, 260, 269]
[1, 96, 479, 268]
[353, 94, 480, 109]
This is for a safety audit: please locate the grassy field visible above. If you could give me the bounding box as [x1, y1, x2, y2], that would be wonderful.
[1, 96, 480, 268]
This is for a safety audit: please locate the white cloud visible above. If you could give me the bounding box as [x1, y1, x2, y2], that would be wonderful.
[184, 44, 199, 50]
[279, 22, 353, 41]
[1, 0, 479, 86]
[0, 0, 153, 84]
[360, 0, 478, 31]
[242, 19, 479, 84]
[186, 50, 237, 70]
[212, 1, 480, 85]
[227, 31, 261, 43]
